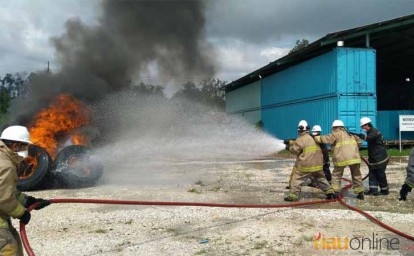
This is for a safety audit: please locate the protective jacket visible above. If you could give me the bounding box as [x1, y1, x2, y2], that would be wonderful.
[406, 147, 414, 188]
[365, 127, 389, 164]
[288, 131, 323, 172]
[314, 127, 361, 167]
[0, 140, 27, 228]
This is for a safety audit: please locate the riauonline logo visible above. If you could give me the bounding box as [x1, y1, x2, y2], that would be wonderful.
[313, 232, 400, 251]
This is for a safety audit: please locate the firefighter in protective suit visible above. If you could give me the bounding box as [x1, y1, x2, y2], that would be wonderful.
[350, 117, 389, 196]
[314, 120, 365, 200]
[284, 120, 335, 202]
[0, 125, 50, 256]
[311, 125, 332, 183]
[399, 147, 414, 201]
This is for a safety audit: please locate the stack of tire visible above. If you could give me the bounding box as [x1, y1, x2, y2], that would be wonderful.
[17, 145, 104, 191]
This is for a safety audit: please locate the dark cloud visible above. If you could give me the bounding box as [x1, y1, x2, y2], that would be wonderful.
[206, 0, 414, 45]
[6, 0, 216, 125]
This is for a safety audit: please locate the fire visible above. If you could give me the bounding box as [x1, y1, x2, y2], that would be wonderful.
[29, 94, 90, 158]
[18, 155, 38, 178]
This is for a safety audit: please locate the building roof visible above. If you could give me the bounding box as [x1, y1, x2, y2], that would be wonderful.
[225, 13, 414, 92]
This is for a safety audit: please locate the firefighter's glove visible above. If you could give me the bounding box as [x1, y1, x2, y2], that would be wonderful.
[399, 183, 412, 201]
[349, 132, 365, 140]
[283, 139, 294, 150]
[26, 196, 51, 210]
[18, 210, 31, 225]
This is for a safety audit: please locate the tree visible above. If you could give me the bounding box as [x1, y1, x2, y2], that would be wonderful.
[0, 87, 10, 123]
[200, 78, 226, 110]
[132, 82, 164, 96]
[0, 72, 33, 123]
[172, 82, 204, 101]
[289, 39, 309, 54]
[0, 72, 32, 98]
[200, 78, 226, 100]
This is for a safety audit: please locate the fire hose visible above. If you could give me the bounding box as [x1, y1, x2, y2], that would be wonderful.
[20, 157, 414, 256]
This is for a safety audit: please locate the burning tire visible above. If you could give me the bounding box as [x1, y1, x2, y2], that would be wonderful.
[17, 145, 53, 191]
[52, 145, 103, 187]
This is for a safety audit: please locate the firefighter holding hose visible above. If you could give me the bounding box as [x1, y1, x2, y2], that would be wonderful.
[313, 120, 365, 200]
[284, 120, 335, 201]
[310, 125, 332, 183]
[349, 117, 390, 196]
[0, 125, 50, 256]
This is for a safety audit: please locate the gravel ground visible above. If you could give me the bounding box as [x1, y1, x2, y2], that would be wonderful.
[18, 157, 414, 256]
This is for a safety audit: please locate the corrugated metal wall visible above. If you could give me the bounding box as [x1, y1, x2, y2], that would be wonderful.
[226, 81, 261, 124]
[261, 47, 376, 139]
[262, 97, 338, 139]
[262, 95, 376, 139]
[377, 110, 414, 140]
[336, 48, 376, 94]
[262, 49, 337, 103]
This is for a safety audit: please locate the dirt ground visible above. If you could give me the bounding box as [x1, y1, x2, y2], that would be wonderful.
[19, 156, 414, 256]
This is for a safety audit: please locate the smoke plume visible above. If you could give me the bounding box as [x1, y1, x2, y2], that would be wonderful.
[6, 0, 216, 125]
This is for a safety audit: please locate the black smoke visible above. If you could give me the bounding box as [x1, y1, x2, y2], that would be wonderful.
[6, 0, 216, 125]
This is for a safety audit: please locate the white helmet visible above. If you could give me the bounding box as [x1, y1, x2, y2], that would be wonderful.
[297, 120, 309, 130]
[332, 120, 344, 127]
[0, 125, 32, 144]
[312, 125, 322, 132]
[360, 117, 372, 127]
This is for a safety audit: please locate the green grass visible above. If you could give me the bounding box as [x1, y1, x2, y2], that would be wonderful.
[386, 148, 411, 156]
[359, 148, 411, 157]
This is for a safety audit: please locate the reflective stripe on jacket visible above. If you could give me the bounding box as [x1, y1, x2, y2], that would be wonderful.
[0, 141, 27, 222]
[315, 127, 361, 167]
[0, 218, 10, 228]
[288, 131, 323, 172]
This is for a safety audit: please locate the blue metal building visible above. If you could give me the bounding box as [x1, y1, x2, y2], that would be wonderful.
[225, 14, 414, 143]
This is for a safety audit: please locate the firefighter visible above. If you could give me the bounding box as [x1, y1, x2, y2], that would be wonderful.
[284, 120, 335, 201]
[350, 117, 389, 196]
[283, 138, 295, 190]
[0, 125, 50, 256]
[313, 120, 365, 200]
[399, 147, 414, 201]
[311, 125, 332, 183]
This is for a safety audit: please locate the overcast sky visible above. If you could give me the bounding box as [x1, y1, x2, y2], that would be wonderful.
[1, 0, 414, 84]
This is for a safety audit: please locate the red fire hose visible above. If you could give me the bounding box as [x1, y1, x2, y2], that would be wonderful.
[20, 157, 413, 256]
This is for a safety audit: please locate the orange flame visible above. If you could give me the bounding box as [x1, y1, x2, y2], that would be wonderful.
[29, 94, 90, 158]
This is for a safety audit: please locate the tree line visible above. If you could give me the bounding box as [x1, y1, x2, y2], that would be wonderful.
[0, 72, 226, 123]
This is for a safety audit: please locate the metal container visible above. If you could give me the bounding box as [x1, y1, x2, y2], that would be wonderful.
[262, 95, 376, 139]
[260, 47, 376, 139]
[377, 110, 414, 141]
[226, 80, 261, 125]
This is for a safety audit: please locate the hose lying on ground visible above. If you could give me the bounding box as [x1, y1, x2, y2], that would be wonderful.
[20, 157, 413, 256]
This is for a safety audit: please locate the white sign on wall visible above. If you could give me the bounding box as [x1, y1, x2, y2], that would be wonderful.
[399, 115, 414, 151]
[400, 115, 414, 131]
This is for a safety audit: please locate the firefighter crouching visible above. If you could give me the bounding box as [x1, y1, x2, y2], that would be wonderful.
[0, 125, 50, 256]
[399, 146, 414, 201]
[313, 120, 365, 200]
[284, 120, 335, 202]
